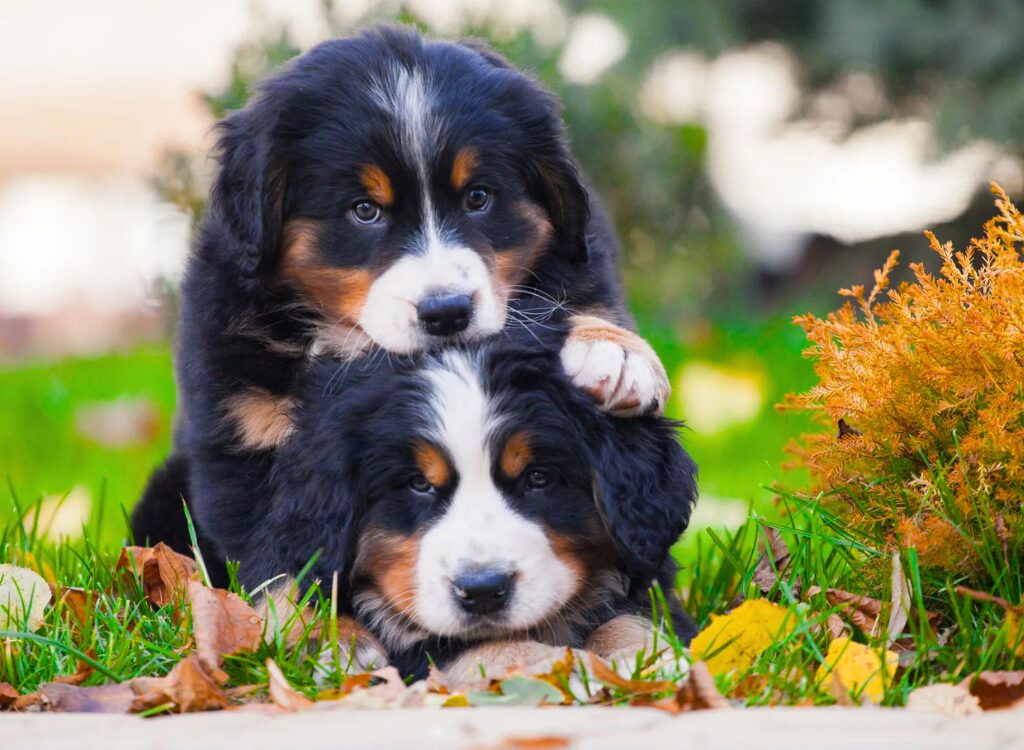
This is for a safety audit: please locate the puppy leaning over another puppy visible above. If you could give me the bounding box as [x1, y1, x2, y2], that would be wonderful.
[136, 327, 698, 680]
[130, 25, 674, 576]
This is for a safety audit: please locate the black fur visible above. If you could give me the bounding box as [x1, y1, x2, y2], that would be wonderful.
[142, 25, 633, 566]
[137, 328, 698, 677]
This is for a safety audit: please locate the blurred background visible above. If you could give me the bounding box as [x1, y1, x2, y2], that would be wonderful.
[2, 0, 1022, 544]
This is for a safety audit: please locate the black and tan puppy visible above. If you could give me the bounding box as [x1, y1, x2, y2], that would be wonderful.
[136, 25, 672, 567]
[138, 328, 697, 679]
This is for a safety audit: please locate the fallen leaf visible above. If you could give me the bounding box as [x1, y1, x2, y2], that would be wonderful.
[690, 599, 796, 676]
[138, 654, 229, 713]
[825, 613, 847, 640]
[337, 666, 412, 709]
[266, 658, 313, 712]
[39, 682, 137, 713]
[442, 694, 470, 707]
[0, 564, 51, 631]
[808, 587, 882, 637]
[586, 654, 677, 696]
[671, 661, 730, 711]
[886, 551, 911, 646]
[498, 738, 571, 749]
[961, 670, 1024, 711]
[0, 682, 19, 708]
[906, 683, 982, 717]
[468, 676, 565, 706]
[115, 543, 198, 608]
[50, 586, 96, 632]
[751, 527, 793, 596]
[815, 637, 897, 704]
[52, 655, 95, 686]
[188, 581, 261, 681]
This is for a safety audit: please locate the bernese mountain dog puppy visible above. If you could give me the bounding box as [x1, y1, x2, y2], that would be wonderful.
[135, 25, 674, 571]
[136, 328, 697, 680]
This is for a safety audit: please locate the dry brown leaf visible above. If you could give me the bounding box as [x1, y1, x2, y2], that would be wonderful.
[188, 580, 261, 681]
[637, 661, 729, 713]
[499, 738, 571, 749]
[50, 585, 96, 632]
[586, 653, 677, 696]
[0, 682, 19, 709]
[115, 543, 198, 608]
[887, 551, 911, 645]
[133, 654, 230, 713]
[39, 681, 138, 713]
[825, 613, 847, 640]
[266, 658, 313, 711]
[810, 587, 883, 636]
[961, 670, 1024, 711]
[751, 527, 792, 596]
[51, 655, 95, 686]
[906, 683, 982, 717]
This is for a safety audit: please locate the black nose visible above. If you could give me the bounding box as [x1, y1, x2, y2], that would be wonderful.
[452, 570, 513, 615]
[417, 292, 473, 336]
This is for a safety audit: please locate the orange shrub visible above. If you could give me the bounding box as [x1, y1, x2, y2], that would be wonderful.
[780, 185, 1024, 575]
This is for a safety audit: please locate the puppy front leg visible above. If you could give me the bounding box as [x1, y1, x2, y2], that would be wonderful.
[442, 640, 563, 683]
[586, 615, 667, 676]
[561, 314, 670, 417]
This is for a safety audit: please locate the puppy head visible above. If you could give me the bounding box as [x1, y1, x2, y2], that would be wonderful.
[267, 334, 696, 651]
[208, 26, 589, 355]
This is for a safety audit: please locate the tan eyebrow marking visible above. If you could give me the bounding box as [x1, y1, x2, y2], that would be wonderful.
[413, 440, 451, 487]
[359, 164, 394, 206]
[451, 146, 478, 191]
[500, 430, 533, 479]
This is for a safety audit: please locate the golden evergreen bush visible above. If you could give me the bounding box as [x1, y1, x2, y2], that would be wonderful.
[780, 185, 1024, 575]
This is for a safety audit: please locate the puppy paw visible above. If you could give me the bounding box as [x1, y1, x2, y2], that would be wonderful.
[314, 618, 389, 684]
[561, 315, 670, 417]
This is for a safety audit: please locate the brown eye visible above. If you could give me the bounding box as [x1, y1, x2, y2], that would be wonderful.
[409, 473, 435, 494]
[463, 187, 490, 213]
[525, 468, 551, 490]
[352, 200, 382, 224]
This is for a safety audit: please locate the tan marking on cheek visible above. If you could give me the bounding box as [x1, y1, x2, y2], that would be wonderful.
[224, 387, 296, 450]
[545, 532, 586, 586]
[360, 532, 422, 616]
[585, 614, 657, 660]
[279, 218, 373, 322]
[450, 146, 478, 191]
[413, 441, 450, 487]
[359, 164, 394, 206]
[500, 431, 533, 479]
[494, 201, 553, 292]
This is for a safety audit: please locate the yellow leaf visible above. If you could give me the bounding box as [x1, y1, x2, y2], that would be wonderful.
[690, 599, 795, 677]
[815, 637, 897, 703]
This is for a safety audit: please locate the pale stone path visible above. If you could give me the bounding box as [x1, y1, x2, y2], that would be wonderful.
[2, 706, 1022, 749]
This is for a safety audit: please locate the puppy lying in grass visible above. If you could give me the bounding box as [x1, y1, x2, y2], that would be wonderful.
[136, 328, 697, 680]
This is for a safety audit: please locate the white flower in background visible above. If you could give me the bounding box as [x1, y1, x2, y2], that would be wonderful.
[675, 361, 765, 436]
[558, 12, 629, 85]
[22, 486, 92, 542]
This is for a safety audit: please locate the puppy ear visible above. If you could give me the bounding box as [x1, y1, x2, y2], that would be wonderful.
[526, 142, 591, 265]
[209, 100, 285, 277]
[590, 418, 697, 589]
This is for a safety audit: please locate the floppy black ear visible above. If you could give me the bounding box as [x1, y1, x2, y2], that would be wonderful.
[461, 38, 591, 264]
[209, 98, 285, 277]
[590, 418, 697, 589]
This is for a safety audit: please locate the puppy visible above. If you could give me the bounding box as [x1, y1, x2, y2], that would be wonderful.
[139, 26, 674, 565]
[231, 328, 698, 679]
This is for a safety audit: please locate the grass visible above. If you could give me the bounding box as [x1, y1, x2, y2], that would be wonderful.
[1, 320, 1020, 706]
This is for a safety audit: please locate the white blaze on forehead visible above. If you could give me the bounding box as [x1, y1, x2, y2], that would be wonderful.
[412, 350, 579, 637]
[357, 65, 507, 354]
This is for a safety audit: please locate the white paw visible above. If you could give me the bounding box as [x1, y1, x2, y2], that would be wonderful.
[561, 336, 669, 417]
[314, 635, 389, 685]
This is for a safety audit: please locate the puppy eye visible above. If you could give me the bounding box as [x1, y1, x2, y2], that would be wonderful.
[408, 473, 435, 494]
[524, 468, 551, 490]
[463, 187, 490, 213]
[352, 200, 382, 224]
